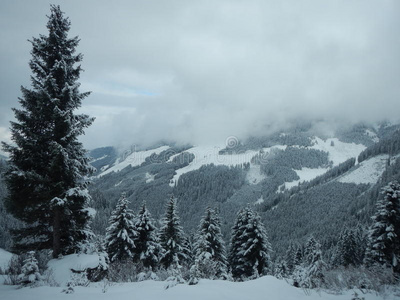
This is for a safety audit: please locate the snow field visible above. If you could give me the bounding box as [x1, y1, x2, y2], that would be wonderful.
[280, 138, 367, 191]
[169, 145, 287, 186]
[47, 254, 101, 285]
[0, 248, 13, 271]
[309, 137, 366, 166]
[0, 275, 393, 300]
[338, 154, 389, 185]
[99, 146, 170, 177]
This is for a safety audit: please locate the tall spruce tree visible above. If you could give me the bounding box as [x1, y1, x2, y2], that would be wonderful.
[133, 202, 163, 269]
[2, 5, 94, 257]
[105, 193, 137, 262]
[333, 228, 362, 267]
[193, 207, 228, 279]
[159, 196, 188, 269]
[365, 181, 400, 273]
[229, 206, 272, 280]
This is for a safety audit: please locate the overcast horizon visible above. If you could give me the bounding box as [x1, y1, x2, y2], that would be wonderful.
[1, 0, 399, 152]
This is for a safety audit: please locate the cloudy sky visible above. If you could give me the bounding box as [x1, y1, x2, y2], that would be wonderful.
[0, 0, 399, 150]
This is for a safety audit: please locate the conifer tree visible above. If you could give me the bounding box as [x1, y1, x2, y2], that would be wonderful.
[193, 207, 228, 279]
[333, 228, 361, 267]
[133, 202, 163, 269]
[2, 5, 94, 257]
[159, 196, 188, 269]
[18, 251, 42, 285]
[365, 181, 400, 273]
[285, 243, 296, 275]
[105, 193, 137, 262]
[293, 245, 303, 267]
[229, 206, 272, 280]
[294, 236, 326, 288]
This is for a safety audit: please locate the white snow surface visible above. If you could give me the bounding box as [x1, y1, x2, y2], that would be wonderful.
[47, 254, 101, 285]
[99, 146, 169, 177]
[145, 172, 155, 183]
[279, 138, 366, 191]
[284, 167, 329, 190]
[255, 196, 264, 205]
[0, 275, 394, 300]
[309, 137, 366, 166]
[170, 145, 286, 187]
[0, 248, 13, 271]
[246, 164, 265, 185]
[338, 154, 389, 184]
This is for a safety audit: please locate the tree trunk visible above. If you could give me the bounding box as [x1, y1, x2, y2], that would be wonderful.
[53, 207, 61, 258]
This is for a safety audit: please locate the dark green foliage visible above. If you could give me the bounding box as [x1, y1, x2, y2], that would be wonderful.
[105, 193, 137, 262]
[174, 164, 246, 233]
[133, 203, 163, 269]
[0, 160, 21, 250]
[229, 206, 272, 280]
[263, 182, 369, 259]
[257, 147, 331, 173]
[2, 5, 94, 256]
[365, 181, 400, 273]
[333, 227, 365, 268]
[193, 207, 228, 279]
[175, 164, 245, 203]
[358, 130, 400, 163]
[159, 197, 188, 269]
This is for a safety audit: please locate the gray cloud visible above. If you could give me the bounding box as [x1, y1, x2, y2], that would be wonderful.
[0, 0, 399, 150]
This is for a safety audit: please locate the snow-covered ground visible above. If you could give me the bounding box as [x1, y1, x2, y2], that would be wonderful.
[279, 138, 367, 191]
[145, 172, 155, 183]
[0, 274, 394, 300]
[169, 146, 259, 186]
[99, 146, 169, 177]
[283, 167, 330, 190]
[169, 145, 286, 187]
[338, 154, 389, 185]
[47, 254, 102, 286]
[309, 137, 366, 166]
[0, 248, 13, 271]
[246, 164, 265, 185]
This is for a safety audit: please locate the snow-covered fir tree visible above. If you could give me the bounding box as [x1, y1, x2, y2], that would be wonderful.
[229, 206, 272, 281]
[333, 228, 362, 267]
[365, 181, 400, 273]
[133, 202, 163, 269]
[2, 5, 94, 257]
[294, 236, 326, 288]
[105, 193, 138, 262]
[285, 243, 296, 275]
[193, 207, 228, 279]
[18, 251, 42, 286]
[293, 244, 303, 267]
[158, 196, 188, 269]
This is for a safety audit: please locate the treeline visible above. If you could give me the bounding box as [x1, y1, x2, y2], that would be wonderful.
[358, 129, 400, 163]
[288, 157, 356, 195]
[0, 160, 21, 250]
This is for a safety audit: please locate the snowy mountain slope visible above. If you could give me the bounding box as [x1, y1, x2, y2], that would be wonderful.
[0, 274, 393, 300]
[246, 164, 266, 185]
[338, 154, 389, 185]
[308, 137, 366, 166]
[276, 138, 366, 192]
[169, 145, 286, 186]
[99, 146, 169, 177]
[282, 167, 330, 190]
